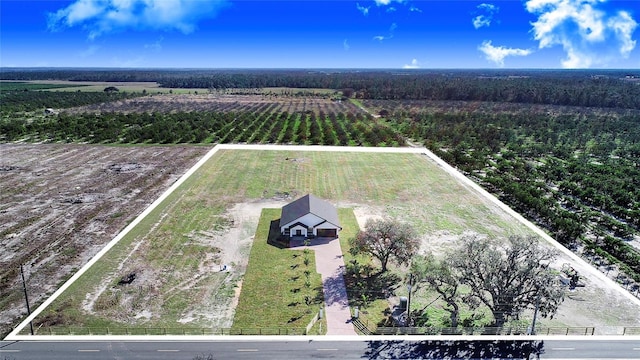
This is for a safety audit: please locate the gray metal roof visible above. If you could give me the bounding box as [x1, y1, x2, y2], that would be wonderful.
[280, 194, 340, 228]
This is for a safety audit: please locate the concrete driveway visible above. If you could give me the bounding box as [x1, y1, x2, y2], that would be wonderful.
[291, 237, 357, 335]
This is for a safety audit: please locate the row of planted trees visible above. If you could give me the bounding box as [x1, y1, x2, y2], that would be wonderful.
[1, 108, 404, 146]
[380, 103, 640, 282]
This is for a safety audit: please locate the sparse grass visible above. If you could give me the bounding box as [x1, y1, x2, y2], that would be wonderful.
[31, 149, 537, 333]
[232, 208, 323, 329]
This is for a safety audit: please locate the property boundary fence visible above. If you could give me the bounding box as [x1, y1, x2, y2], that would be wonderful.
[623, 327, 640, 335]
[23, 325, 640, 337]
[351, 315, 640, 336]
[32, 327, 306, 336]
[369, 325, 595, 336]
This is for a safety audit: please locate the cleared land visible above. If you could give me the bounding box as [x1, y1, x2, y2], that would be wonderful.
[15, 148, 640, 336]
[0, 144, 209, 337]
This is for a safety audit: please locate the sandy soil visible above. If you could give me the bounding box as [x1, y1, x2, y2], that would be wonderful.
[4, 143, 638, 337]
[65, 94, 364, 115]
[0, 144, 209, 337]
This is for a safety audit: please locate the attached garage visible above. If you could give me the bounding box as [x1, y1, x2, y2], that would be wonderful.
[316, 229, 337, 238]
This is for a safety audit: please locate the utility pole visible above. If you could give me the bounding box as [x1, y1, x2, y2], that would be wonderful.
[406, 273, 413, 327]
[20, 264, 34, 335]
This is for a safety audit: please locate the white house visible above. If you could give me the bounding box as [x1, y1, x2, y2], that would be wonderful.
[280, 194, 341, 239]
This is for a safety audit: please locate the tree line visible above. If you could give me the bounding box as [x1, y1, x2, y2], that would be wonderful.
[3, 69, 640, 109]
[0, 89, 140, 115]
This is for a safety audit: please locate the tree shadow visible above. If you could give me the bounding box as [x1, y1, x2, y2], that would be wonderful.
[322, 273, 351, 308]
[267, 219, 290, 248]
[363, 340, 545, 359]
[344, 259, 400, 307]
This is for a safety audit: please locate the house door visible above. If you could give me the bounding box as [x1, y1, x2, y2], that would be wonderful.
[296, 229, 303, 236]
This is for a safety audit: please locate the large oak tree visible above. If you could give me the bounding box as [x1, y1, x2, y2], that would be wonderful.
[412, 234, 565, 329]
[351, 218, 419, 273]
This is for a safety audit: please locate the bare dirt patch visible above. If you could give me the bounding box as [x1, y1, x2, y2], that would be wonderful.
[64, 93, 365, 116]
[0, 144, 209, 337]
[75, 199, 289, 329]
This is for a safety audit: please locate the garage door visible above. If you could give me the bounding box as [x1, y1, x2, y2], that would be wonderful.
[316, 229, 337, 238]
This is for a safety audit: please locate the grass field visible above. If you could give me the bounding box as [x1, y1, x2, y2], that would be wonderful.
[232, 208, 324, 331]
[24, 148, 564, 334]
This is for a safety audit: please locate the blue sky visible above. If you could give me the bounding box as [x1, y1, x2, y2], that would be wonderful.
[1, 0, 638, 68]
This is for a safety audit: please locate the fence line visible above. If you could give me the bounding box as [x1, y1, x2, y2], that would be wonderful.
[305, 310, 322, 335]
[35, 327, 306, 336]
[25, 325, 640, 336]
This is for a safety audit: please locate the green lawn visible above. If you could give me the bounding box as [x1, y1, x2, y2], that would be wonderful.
[232, 208, 324, 331]
[29, 148, 536, 334]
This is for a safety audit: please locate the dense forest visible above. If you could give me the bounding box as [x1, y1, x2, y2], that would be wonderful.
[0, 88, 140, 116]
[3, 68, 640, 109]
[1, 69, 639, 284]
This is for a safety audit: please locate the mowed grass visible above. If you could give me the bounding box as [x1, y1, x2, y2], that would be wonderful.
[30, 148, 534, 333]
[208, 149, 532, 237]
[232, 208, 324, 331]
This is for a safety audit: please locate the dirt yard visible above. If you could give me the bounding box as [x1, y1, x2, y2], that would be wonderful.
[0, 144, 209, 337]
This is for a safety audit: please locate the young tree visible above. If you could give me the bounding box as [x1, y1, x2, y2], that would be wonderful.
[350, 218, 419, 273]
[451, 234, 565, 328]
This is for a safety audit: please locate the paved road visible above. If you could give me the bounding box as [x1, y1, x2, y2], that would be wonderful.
[2, 338, 639, 359]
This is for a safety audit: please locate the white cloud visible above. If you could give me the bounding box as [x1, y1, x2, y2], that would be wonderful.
[473, 15, 492, 29]
[343, 39, 350, 51]
[356, 2, 370, 16]
[403, 58, 420, 69]
[473, 3, 499, 29]
[478, 3, 498, 12]
[409, 6, 422, 13]
[387, 7, 397, 13]
[144, 36, 164, 52]
[525, 0, 638, 68]
[479, 40, 532, 67]
[48, 0, 229, 39]
[373, 22, 397, 42]
[374, 0, 401, 5]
